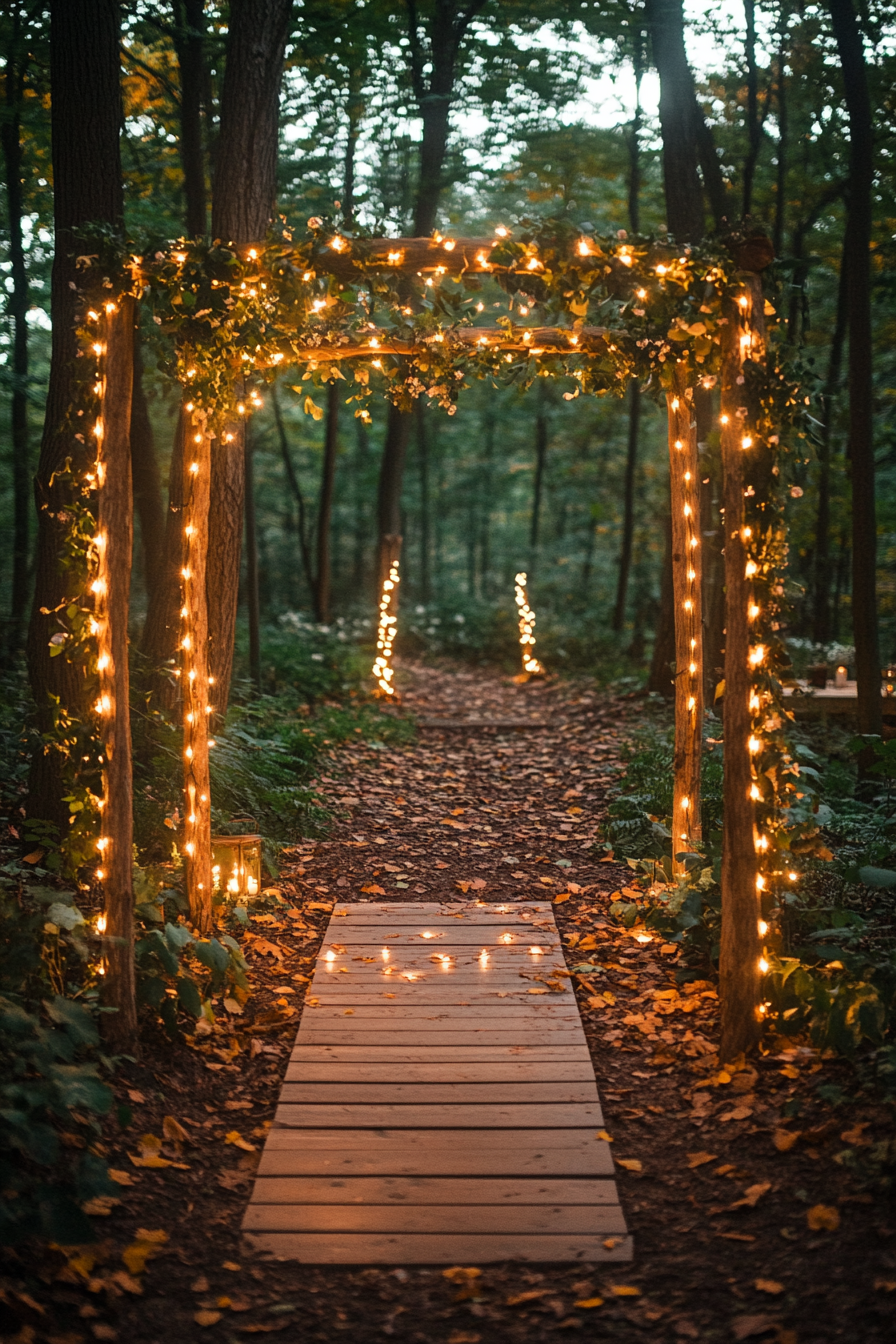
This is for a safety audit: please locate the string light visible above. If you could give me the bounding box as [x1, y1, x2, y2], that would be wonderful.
[514, 572, 544, 677]
[372, 560, 400, 696]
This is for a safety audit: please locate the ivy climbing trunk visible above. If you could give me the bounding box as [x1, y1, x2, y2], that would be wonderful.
[97, 297, 138, 1052]
[27, 0, 124, 828]
[719, 280, 763, 1062]
[207, 0, 292, 717]
[667, 368, 703, 873]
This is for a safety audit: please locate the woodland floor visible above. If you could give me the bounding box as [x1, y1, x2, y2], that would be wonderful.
[4, 660, 896, 1344]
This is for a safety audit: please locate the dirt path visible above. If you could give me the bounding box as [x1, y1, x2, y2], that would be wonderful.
[10, 662, 894, 1344]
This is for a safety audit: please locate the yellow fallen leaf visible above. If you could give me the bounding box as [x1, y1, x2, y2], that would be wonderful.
[779, 1064, 800, 1079]
[574, 1297, 604, 1309]
[527, 987, 547, 995]
[82, 1195, 120, 1216]
[194, 1310, 222, 1327]
[754, 1278, 784, 1295]
[224, 1131, 257, 1153]
[597, 1130, 614, 1143]
[122, 1228, 168, 1276]
[343, 1009, 355, 1015]
[687, 1152, 717, 1169]
[730, 1181, 771, 1210]
[773, 1128, 800, 1152]
[442, 1266, 482, 1283]
[660, 944, 678, 955]
[108, 1168, 138, 1186]
[552, 891, 571, 903]
[617, 1158, 643, 1173]
[506, 1289, 551, 1306]
[162, 1116, 190, 1147]
[874, 1278, 896, 1292]
[222, 1261, 241, 1271]
[806, 1204, 840, 1232]
[361, 884, 385, 895]
[610, 1285, 640, 1297]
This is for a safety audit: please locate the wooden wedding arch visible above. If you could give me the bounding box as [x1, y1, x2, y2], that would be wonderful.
[77, 219, 815, 1057]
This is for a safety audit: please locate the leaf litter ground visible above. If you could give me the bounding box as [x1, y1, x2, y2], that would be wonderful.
[4, 660, 895, 1344]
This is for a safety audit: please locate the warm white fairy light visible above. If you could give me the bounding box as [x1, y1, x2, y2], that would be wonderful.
[372, 560, 400, 696]
[514, 572, 544, 676]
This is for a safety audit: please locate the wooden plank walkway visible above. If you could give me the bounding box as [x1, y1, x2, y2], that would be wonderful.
[242, 901, 631, 1264]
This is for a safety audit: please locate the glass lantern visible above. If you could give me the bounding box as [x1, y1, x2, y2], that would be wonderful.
[211, 832, 262, 899]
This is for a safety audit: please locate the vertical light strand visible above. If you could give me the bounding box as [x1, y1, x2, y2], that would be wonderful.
[667, 367, 704, 874]
[372, 559, 400, 696]
[92, 296, 138, 1046]
[181, 407, 214, 931]
[514, 571, 545, 678]
[718, 276, 766, 1060]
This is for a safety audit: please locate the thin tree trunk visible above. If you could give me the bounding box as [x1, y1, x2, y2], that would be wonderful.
[719, 279, 763, 1062]
[647, 513, 675, 696]
[828, 0, 881, 741]
[416, 401, 431, 602]
[272, 384, 315, 601]
[140, 410, 185, 705]
[530, 390, 548, 564]
[772, 23, 788, 256]
[130, 323, 165, 596]
[352, 415, 369, 591]
[813, 237, 848, 644]
[613, 380, 641, 632]
[742, 0, 761, 217]
[2, 38, 29, 661]
[172, 0, 207, 236]
[244, 423, 261, 693]
[206, 0, 292, 716]
[96, 297, 138, 1052]
[182, 413, 212, 931]
[27, 0, 124, 828]
[377, 403, 412, 593]
[314, 382, 339, 624]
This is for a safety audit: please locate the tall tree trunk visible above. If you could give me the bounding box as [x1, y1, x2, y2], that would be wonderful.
[416, 401, 431, 602]
[140, 410, 184, 706]
[742, 0, 761, 217]
[130, 324, 165, 597]
[207, 0, 291, 716]
[645, 0, 704, 240]
[613, 380, 641, 632]
[1, 35, 29, 661]
[647, 513, 675, 696]
[352, 415, 369, 591]
[244, 423, 261, 693]
[772, 22, 788, 256]
[314, 382, 339, 623]
[272, 383, 315, 601]
[27, 0, 124, 828]
[172, 0, 207, 236]
[529, 388, 548, 565]
[828, 0, 881, 740]
[813, 238, 848, 644]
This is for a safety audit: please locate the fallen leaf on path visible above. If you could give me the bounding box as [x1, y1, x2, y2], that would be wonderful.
[194, 1310, 222, 1327]
[687, 1151, 717, 1168]
[122, 1228, 168, 1275]
[730, 1314, 779, 1341]
[442, 1266, 482, 1283]
[753, 1279, 784, 1295]
[447, 1333, 481, 1344]
[506, 1289, 551, 1306]
[191, 1277, 210, 1293]
[361, 884, 385, 895]
[609, 1285, 640, 1297]
[806, 1204, 840, 1232]
[574, 1297, 604, 1309]
[162, 1115, 190, 1148]
[730, 1182, 771, 1210]
[552, 891, 571, 903]
[874, 1278, 896, 1292]
[617, 1158, 643, 1172]
[128, 1134, 189, 1170]
[840, 1122, 871, 1145]
[772, 1129, 800, 1152]
[127, 1090, 146, 1104]
[224, 1131, 257, 1152]
[108, 1168, 138, 1186]
[597, 1130, 614, 1143]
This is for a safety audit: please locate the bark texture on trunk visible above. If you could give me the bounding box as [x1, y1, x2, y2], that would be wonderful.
[613, 379, 641, 632]
[813, 240, 848, 645]
[182, 416, 212, 932]
[719, 279, 763, 1062]
[742, 0, 761, 217]
[27, 0, 124, 827]
[140, 409, 185, 705]
[244, 425, 261, 693]
[2, 34, 30, 660]
[647, 513, 676, 696]
[314, 383, 339, 624]
[828, 0, 881, 740]
[529, 390, 548, 561]
[96, 298, 138, 1052]
[646, 0, 704, 240]
[172, 0, 207, 237]
[206, 0, 292, 715]
[668, 369, 704, 872]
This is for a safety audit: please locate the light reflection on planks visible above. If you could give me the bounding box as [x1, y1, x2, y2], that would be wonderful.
[242, 902, 631, 1263]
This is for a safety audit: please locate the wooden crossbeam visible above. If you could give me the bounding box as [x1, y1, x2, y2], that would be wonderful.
[284, 325, 609, 364]
[317, 234, 549, 279]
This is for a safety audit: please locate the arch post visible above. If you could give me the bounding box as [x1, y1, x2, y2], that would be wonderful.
[719, 275, 765, 1060]
[667, 366, 703, 874]
[181, 410, 213, 932]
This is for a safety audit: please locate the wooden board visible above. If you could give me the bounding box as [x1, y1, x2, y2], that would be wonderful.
[242, 902, 629, 1264]
[245, 1233, 633, 1264]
